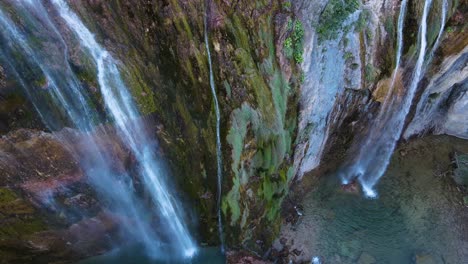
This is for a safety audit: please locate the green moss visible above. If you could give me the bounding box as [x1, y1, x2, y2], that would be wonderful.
[223, 80, 232, 99]
[365, 63, 378, 83]
[222, 176, 242, 225]
[0, 188, 46, 239]
[384, 16, 395, 38]
[355, 9, 370, 33]
[123, 64, 157, 115]
[0, 188, 17, 203]
[283, 37, 294, 58]
[344, 51, 354, 61]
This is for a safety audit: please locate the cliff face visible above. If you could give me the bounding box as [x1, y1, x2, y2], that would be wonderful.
[293, 0, 467, 180]
[0, 0, 467, 261]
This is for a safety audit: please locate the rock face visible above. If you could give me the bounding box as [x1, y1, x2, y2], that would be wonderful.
[0, 129, 124, 263]
[405, 44, 468, 139]
[293, 0, 467, 179]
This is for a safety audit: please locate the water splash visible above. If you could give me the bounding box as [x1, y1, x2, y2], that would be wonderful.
[341, 0, 433, 197]
[311, 256, 321, 264]
[204, 4, 224, 251]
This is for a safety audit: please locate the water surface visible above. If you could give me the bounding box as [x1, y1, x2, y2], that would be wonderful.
[79, 246, 225, 264]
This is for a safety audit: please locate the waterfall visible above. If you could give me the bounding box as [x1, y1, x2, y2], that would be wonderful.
[51, 0, 196, 257]
[204, 5, 224, 250]
[386, 0, 408, 102]
[404, 0, 449, 138]
[341, 0, 433, 197]
[427, 0, 448, 65]
[0, 7, 93, 130]
[0, 2, 160, 253]
[0, 0, 196, 258]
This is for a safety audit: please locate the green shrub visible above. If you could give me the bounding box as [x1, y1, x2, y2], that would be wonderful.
[365, 63, 378, 83]
[344, 51, 354, 61]
[283, 37, 294, 58]
[317, 0, 360, 41]
[283, 19, 304, 64]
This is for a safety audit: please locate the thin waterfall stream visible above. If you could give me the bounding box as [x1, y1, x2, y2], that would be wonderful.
[341, 0, 435, 197]
[404, 0, 450, 138]
[204, 4, 224, 251]
[388, 0, 408, 96]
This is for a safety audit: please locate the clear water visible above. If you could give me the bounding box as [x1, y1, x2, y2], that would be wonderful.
[293, 137, 467, 263]
[79, 246, 225, 264]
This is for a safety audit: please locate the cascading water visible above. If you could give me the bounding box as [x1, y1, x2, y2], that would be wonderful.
[204, 5, 224, 251]
[386, 0, 408, 98]
[427, 0, 448, 65]
[52, 0, 197, 257]
[0, 2, 161, 253]
[1, 1, 154, 253]
[0, 0, 196, 259]
[341, 0, 433, 197]
[404, 0, 450, 138]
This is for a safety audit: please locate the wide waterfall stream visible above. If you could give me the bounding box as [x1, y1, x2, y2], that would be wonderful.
[0, 0, 197, 260]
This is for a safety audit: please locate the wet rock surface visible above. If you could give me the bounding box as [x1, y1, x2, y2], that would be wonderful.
[0, 128, 132, 263]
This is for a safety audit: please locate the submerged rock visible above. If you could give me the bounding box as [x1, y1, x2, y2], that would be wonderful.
[357, 252, 377, 264]
[413, 253, 440, 264]
[226, 250, 272, 264]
